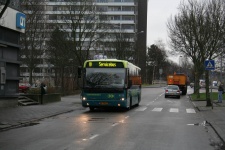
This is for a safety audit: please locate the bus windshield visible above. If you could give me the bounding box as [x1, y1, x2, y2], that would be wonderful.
[85, 68, 126, 88]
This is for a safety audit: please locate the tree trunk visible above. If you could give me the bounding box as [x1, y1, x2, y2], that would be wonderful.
[194, 68, 200, 98]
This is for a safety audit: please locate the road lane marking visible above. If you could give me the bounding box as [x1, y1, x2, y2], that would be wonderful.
[112, 123, 119, 127]
[125, 116, 129, 119]
[152, 108, 163, 112]
[147, 101, 154, 106]
[119, 120, 125, 123]
[187, 124, 195, 126]
[89, 134, 99, 140]
[160, 93, 164, 96]
[169, 108, 179, 113]
[186, 108, 196, 113]
[135, 106, 147, 111]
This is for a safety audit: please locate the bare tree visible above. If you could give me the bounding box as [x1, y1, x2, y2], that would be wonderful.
[60, 0, 109, 66]
[46, 28, 75, 93]
[103, 30, 134, 61]
[0, 0, 10, 19]
[146, 44, 168, 83]
[167, 0, 225, 106]
[20, 0, 46, 85]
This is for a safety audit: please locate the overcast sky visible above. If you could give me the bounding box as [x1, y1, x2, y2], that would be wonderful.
[147, 0, 183, 63]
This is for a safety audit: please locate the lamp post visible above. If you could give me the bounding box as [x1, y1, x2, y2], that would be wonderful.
[179, 55, 183, 73]
[135, 31, 144, 65]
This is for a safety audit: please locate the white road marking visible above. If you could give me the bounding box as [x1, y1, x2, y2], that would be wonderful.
[135, 106, 147, 111]
[119, 120, 125, 123]
[169, 108, 179, 113]
[152, 108, 163, 112]
[187, 124, 195, 126]
[125, 116, 129, 119]
[89, 134, 99, 140]
[147, 101, 154, 106]
[186, 108, 196, 113]
[112, 123, 119, 126]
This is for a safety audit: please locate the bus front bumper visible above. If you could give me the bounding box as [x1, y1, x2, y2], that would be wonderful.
[82, 100, 128, 108]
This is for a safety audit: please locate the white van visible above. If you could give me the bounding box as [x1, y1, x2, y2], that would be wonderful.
[199, 79, 205, 88]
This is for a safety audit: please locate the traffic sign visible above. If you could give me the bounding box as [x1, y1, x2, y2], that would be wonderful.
[205, 60, 215, 70]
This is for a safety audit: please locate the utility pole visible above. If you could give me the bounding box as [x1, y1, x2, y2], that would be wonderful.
[179, 56, 182, 73]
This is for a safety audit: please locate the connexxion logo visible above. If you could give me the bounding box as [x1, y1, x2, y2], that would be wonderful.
[16, 13, 26, 29]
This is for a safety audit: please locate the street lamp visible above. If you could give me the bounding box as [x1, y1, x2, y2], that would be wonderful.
[135, 31, 144, 65]
[179, 55, 183, 73]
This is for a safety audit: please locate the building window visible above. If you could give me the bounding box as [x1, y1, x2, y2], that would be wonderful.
[122, 24, 134, 30]
[49, 15, 57, 20]
[46, 6, 53, 11]
[122, 6, 134, 11]
[108, 6, 121, 11]
[108, 15, 120, 20]
[122, 15, 134, 20]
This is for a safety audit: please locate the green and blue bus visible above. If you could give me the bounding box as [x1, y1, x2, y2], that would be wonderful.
[78, 59, 142, 111]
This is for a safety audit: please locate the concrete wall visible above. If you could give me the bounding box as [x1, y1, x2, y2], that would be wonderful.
[26, 93, 61, 104]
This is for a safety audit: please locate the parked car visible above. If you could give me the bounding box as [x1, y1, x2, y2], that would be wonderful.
[19, 83, 30, 93]
[199, 79, 205, 88]
[165, 85, 181, 99]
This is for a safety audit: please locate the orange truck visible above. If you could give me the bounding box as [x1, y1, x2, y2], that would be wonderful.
[167, 73, 189, 95]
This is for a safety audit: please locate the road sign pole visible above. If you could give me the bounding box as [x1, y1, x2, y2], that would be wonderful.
[205, 60, 215, 109]
[210, 70, 213, 109]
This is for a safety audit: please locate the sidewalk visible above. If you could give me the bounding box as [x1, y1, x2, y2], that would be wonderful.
[188, 87, 225, 143]
[0, 94, 82, 131]
[191, 100, 225, 143]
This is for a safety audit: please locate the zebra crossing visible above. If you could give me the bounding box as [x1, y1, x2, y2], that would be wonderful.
[135, 106, 196, 113]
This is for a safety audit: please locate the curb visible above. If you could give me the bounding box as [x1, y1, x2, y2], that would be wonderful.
[188, 95, 225, 146]
[188, 95, 200, 112]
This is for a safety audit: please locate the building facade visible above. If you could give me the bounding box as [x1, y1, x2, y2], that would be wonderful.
[0, 4, 26, 107]
[20, 0, 147, 84]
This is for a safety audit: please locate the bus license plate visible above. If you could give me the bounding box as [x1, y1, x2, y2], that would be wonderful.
[100, 102, 108, 105]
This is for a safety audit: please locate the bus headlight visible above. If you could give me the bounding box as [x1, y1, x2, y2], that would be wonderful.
[120, 97, 125, 101]
[82, 97, 87, 101]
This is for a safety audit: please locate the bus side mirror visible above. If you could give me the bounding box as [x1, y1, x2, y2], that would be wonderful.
[128, 80, 132, 88]
[78, 66, 82, 78]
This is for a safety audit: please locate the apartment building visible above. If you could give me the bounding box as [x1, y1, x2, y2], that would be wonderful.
[20, 0, 147, 84]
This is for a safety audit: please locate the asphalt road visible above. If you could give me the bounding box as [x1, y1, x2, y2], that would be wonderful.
[0, 87, 222, 150]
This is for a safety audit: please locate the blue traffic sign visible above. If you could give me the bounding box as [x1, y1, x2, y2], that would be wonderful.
[205, 60, 215, 70]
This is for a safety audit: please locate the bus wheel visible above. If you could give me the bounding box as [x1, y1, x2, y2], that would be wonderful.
[89, 107, 95, 111]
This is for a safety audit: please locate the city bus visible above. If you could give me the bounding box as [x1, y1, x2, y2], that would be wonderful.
[78, 59, 141, 111]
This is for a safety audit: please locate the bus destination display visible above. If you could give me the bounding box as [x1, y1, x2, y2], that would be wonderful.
[86, 61, 124, 68]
